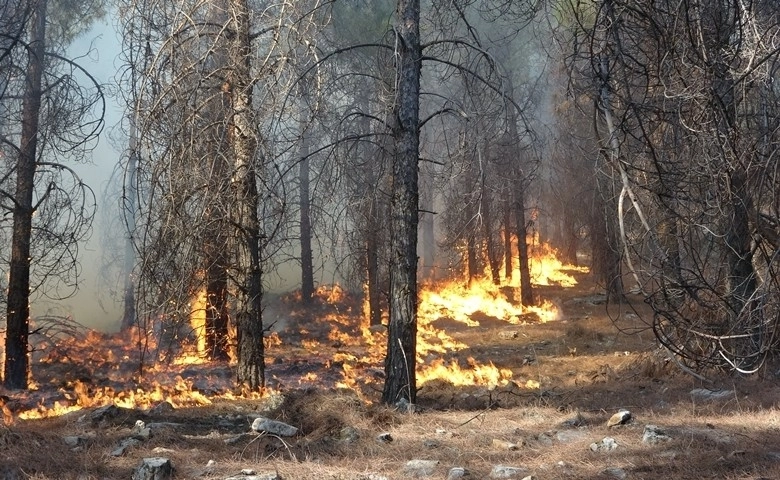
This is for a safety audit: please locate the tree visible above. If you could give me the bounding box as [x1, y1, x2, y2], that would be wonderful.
[119, 0, 329, 387]
[297, 78, 315, 303]
[382, 0, 422, 405]
[1, 0, 104, 388]
[565, 0, 780, 372]
[228, 0, 264, 390]
[375, 0, 546, 404]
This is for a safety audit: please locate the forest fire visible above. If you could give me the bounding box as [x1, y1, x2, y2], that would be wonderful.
[2, 244, 584, 422]
[526, 242, 588, 287]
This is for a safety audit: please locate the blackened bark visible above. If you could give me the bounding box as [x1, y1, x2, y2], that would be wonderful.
[503, 204, 512, 279]
[467, 230, 478, 286]
[121, 119, 139, 331]
[514, 185, 534, 306]
[726, 168, 756, 312]
[362, 94, 384, 326]
[595, 39, 625, 303]
[205, 260, 229, 360]
[503, 75, 533, 306]
[591, 185, 624, 302]
[229, 0, 263, 390]
[420, 163, 436, 280]
[366, 213, 382, 326]
[481, 182, 501, 285]
[299, 139, 314, 303]
[563, 223, 579, 266]
[4, 0, 46, 390]
[299, 87, 314, 303]
[382, 0, 421, 406]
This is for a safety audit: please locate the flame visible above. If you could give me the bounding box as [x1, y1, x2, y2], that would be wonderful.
[526, 242, 588, 287]
[315, 284, 347, 304]
[417, 357, 513, 387]
[6, 243, 585, 420]
[189, 288, 208, 356]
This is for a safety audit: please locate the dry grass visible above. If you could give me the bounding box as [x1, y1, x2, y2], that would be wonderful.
[2, 275, 780, 479]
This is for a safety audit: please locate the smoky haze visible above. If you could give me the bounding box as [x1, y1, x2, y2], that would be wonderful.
[60, 19, 319, 332]
[49, 6, 561, 334]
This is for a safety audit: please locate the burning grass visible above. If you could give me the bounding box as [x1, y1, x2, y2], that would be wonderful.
[3, 245, 580, 421]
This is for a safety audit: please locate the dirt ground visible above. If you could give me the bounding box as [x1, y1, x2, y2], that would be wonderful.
[2, 272, 780, 479]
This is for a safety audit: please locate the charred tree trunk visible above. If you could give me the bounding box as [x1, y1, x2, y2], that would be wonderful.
[504, 76, 533, 306]
[514, 183, 534, 306]
[363, 95, 384, 327]
[503, 203, 512, 280]
[365, 178, 383, 327]
[563, 221, 579, 266]
[366, 208, 382, 326]
[595, 45, 625, 303]
[204, 256, 230, 360]
[229, 0, 263, 390]
[481, 180, 501, 285]
[121, 118, 138, 331]
[299, 107, 314, 303]
[467, 228, 479, 285]
[420, 161, 435, 280]
[591, 182, 624, 302]
[4, 0, 46, 389]
[711, 19, 757, 314]
[382, 0, 421, 406]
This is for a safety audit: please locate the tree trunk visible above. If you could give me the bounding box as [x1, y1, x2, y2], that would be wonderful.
[503, 75, 533, 306]
[503, 203, 512, 280]
[361, 93, 385, 326]
[229, 0, 263, 390]
[420, 162, 435, 280]
[563, 222, 579, 266]
[299, 133, 314, 303]
[204, 258, 229, 360]
[481, 176, 501, 285]
[382, 0, 421, 406]
[514, 184, 534, 306]
[299, 85, 314, 303]
[591, 182, 624, 302]
[467, 229, 479, 286]
[366, 206, 382, 326]
[595, 44, 625, 303]
[121, 111, 139, 331]
[4, 0, 46, 390]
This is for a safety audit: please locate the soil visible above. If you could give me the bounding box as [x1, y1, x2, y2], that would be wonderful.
[1, 272, 780, 479]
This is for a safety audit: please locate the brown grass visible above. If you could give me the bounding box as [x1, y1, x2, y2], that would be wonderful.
[2, 275, 780, 479]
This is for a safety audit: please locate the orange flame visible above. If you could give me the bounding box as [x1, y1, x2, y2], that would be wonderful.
[8, 241, 585, 419]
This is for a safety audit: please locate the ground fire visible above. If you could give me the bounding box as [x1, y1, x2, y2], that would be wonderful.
[1, 242, 584, 422]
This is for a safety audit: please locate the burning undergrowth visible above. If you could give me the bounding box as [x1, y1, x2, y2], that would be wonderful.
[1, 246, 579, 423]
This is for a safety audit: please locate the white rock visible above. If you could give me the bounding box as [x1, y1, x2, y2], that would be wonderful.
[690, 388, 734, 401]
[446, 467, 470, 479]
[555, 430, 588, 443]
[490, 465, 529, 478]
[131, 457, 173, 480]
[642, 424, 671, 444]
[403, 459, 439, 476]
[603, 467, 627, 479]
[250, 417, 298, 437]
[590, 437, 618, 452]
[224, 474, 280, 480]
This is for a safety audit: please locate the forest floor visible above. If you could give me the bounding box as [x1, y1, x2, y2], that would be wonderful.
[2, 272, 780, 479]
